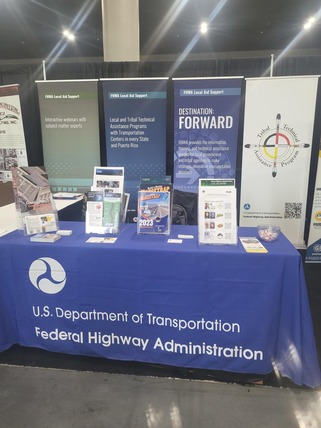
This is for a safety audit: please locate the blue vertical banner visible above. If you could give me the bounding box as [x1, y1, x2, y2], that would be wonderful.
[173, 77, 243, 192]
[102, 78, 168, 209]
[306, 140, 321, 262]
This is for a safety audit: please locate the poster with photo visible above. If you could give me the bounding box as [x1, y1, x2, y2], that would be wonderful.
[0, 84, 28, 181]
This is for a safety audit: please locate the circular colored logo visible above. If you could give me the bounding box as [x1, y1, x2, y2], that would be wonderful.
[314, 211, 321, 222]
[29, 257, 66, 294]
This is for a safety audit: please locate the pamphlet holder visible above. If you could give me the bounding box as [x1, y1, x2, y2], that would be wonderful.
[11, 166, 60, 236]
[198, 178, 237, 246]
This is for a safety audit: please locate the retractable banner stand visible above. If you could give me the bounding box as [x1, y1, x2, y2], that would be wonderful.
[102, 78, 167, 210]
[0, 84, 28, 181]
[306, 141, 321, 262]
[240, 76, 319, 248]
[36, 80, 100, 192]
[173, 77, 243, 193]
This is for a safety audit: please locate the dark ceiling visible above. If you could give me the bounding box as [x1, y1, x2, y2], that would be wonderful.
[0, 0, 321, 61]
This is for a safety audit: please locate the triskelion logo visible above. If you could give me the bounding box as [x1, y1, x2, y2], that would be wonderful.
[29, 258, 66, 294]
[245, 113, 310, 177]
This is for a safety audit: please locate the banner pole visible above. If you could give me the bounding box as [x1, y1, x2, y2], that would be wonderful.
[42, 60, 47, 81]
[270, 54, 274, 77]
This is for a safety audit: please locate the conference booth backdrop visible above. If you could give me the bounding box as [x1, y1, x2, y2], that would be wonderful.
[1, 55, 321, 254]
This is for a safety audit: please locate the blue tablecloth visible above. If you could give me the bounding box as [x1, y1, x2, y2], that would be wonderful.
[0, 222, 320, 388]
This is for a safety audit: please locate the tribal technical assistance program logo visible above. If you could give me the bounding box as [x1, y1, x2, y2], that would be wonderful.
[29, 257, 66, 294]
[244, 113, 310, 177]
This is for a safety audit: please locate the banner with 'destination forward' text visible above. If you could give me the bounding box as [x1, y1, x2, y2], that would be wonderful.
[0, 84, 28, 181]
[173, 77, 243, 193]
[240, 76, 319, 248]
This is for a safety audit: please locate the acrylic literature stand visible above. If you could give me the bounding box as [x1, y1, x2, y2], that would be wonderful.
[11, 166, 59, 235]
[85, 166, 125, 235]
[137, 176, 172, 235]
[198, 178, 237, 245]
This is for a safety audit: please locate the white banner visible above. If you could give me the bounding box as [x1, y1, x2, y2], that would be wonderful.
[0, 84, 28, 181]
[239, 76, 319, 248]
[306, 142, 321, 261]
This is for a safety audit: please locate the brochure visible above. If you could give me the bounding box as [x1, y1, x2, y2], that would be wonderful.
[53, 192, 82, 200]
[102, 191, 122, 234]
[140, 176, 172, 192]
[92, 166, 124, 195]
[24, 213, 58, 235]
[137, 190, 171, 235]
[198, 179, 237, 245]
[85, 190, 104, 234]
[239, 237, 268, 253]
[86, 237, 118, 244]
[30, 233, 61, 243]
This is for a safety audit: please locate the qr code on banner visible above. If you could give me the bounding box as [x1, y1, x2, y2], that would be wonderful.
[284, 202, 302, 219]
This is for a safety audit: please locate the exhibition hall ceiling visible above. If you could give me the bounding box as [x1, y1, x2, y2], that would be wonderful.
[0, 0, 320, 61]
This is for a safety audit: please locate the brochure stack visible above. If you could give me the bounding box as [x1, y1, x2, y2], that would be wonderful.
[86, 167, 126, 234]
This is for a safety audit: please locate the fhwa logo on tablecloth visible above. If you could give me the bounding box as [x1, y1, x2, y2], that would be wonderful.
[29, 257, 66, 294]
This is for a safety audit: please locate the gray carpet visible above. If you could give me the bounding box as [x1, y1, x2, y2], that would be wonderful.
[1, 365, 320, 428]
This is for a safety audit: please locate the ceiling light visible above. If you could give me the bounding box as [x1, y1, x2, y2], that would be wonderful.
[200, 22, 208, 34]
[63, 30, 75, 41]
[303, 16, 316, 30]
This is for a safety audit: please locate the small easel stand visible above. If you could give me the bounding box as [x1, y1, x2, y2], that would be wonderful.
[198, 178, 237, 245]
[11, 166, 60, 235]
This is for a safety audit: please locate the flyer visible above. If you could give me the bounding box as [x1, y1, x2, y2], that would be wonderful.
[85, 190, 104, 233]
[102, 191, 122, 234]
[198, 179, 237, 245]
[92, 166, 124, 195]
[239, 237, 268, 253]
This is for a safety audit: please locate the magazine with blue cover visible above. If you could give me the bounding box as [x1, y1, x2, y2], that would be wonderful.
[137, 190, 171, 235]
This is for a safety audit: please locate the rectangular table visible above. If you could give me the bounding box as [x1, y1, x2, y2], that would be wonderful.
[0, 221, 320, 388]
